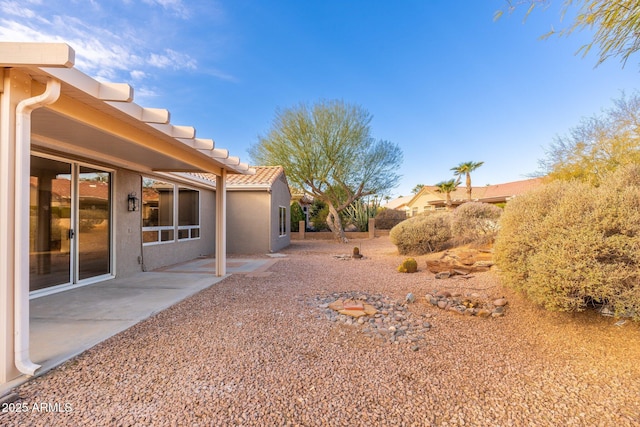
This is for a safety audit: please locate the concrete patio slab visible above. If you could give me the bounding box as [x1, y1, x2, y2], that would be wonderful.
[1, 257, 275, 396]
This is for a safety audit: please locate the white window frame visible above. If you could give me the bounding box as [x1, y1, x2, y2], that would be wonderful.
[177, 186, 201, 241]
[278, 206, 287, 237]
[142, 178, 201, 245]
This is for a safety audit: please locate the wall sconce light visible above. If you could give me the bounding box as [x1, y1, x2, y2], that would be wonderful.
[128, 192, 139, 212]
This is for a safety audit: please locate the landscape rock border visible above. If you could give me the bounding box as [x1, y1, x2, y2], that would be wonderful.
[426, 290, 508, 318]
[313, 292, 433, 351]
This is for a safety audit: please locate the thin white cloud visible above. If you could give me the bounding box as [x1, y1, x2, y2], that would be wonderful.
[0, 0, 235, 87]
[130, 70, 147, 80]
[141, 0, 189, 19]
[148, 49, 197, 70]
[0, 1, 37, 18]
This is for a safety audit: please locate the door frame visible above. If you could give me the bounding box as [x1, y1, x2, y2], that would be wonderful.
[29, 152, 115, 299]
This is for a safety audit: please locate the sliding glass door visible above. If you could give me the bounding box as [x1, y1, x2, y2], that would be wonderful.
[30, 155, 112, 293]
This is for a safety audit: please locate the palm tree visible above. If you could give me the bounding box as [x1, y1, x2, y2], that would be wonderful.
[435, 179, 460, 210]
[451, 161, 484, 201]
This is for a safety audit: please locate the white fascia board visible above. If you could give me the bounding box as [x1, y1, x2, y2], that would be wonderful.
[106, 101, 170, 124]
[148, 123, 196, 139]
[39, 67, 132, 102]
[177, 138, 214, 150]
[155, 172, 218, 189]
[0, 42, 74, 67]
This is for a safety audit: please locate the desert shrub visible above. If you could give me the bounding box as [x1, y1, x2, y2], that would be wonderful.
[375, 208, 407, 229]
[494, 166, 640, 319]
[389, 212, 452, 255]
[290, 202, 305, 232]
[397, 257, 418, 273]
[451, 202, 502, 245]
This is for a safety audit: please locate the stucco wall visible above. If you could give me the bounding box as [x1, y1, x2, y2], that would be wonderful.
[114, 170, 143, 278]
[226, 191, 270, 254]
[269, 175, 291, 252]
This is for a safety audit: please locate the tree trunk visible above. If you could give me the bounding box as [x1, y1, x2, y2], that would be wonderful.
[326, 202, 348, 243]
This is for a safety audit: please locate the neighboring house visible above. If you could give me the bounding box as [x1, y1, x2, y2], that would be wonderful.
[0, 42, 254, 386]
[291, 192, 314, 230]
[195, 166, 292, 254]
[405, 178, 545, 215]
[382, 195, 413, 217]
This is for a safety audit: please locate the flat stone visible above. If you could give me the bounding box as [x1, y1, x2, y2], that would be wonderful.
[338, 309, 367, 318]
[493, 298, 508, 307]
[343, 299, 364, 310]
[435, 290, 451, 298]
[328, 300, 344, 311]
[437, 300, 448, 309]
[363, 304, 378, 316]
[477, 309, 492, 318]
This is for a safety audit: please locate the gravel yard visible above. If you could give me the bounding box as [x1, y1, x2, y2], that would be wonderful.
[2, 236, 639, 426]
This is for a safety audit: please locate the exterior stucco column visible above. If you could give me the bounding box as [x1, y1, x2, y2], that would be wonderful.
[215, 169, 227, 276]
[0, 69, 30, 384]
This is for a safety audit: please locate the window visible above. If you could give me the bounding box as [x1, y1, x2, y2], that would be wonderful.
[142, 178, 174, 244]
[178, 187, 200, 240]
[142, 178, 200, 245]
[279, 206, 287, 237]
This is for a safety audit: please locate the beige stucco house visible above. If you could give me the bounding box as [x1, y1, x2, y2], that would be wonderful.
[0, 42, 255, 386]
[405, 177, 545, 215]
[196, 166, 292, 254]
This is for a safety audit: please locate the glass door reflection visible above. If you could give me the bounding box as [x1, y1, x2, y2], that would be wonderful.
[29, 157, 72, 291]
[77, 167, 111, 281]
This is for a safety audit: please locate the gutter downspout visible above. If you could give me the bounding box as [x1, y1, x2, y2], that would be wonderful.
[14, 78, 61, 376]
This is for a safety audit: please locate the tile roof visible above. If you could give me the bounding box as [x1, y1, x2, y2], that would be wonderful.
[410, 177, 545, 207]
[225, 166, 285, 186]
[193, 166, 286, 189]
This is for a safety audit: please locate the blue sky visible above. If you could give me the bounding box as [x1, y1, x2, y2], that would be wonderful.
[1, 0, 638, 197]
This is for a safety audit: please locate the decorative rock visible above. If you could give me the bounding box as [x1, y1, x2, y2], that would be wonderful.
[405, 293, 416, 304]
[436, 290, 452, 298]
[437, 300, 448, 309]
[477, 309, 492, 318]
[493, 298, 508, 307]
[314, 291, 434, 346]
[435, 272, 451, 280]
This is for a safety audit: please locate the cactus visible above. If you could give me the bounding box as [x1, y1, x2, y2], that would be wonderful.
[397, 257, 418, 273]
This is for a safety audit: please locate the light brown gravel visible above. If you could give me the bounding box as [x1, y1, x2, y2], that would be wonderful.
[2, 237, 639, 426]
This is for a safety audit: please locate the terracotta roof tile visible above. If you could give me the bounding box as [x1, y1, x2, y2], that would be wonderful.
[193, 166, 286, 188]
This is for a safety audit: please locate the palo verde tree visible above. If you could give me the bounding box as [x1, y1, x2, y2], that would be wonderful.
[537, 91, 640, 185]
[451, 161, 484, 201]
[497, 0, 640, 67]
[249, 100, 403, 242]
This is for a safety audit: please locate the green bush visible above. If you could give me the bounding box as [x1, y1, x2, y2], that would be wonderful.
[309, 200, 331, 231]
[494, 166, 640, 319]
[290, 202, 305, 232]
[375, 208, 407, 230]
[451, 202, 502, 245]
[389, 212, 452, 255]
